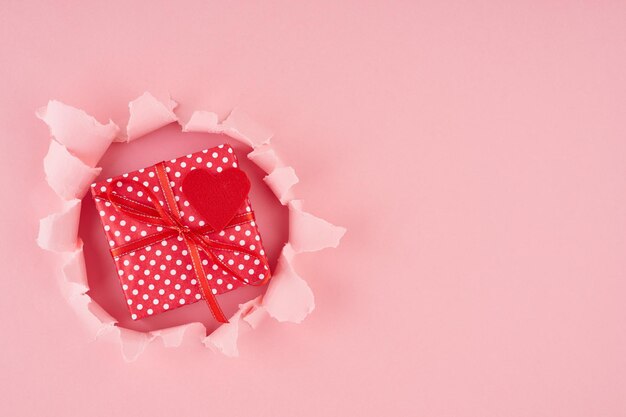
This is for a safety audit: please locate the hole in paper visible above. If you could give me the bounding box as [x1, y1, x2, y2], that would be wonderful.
[80, 123, 288, 334]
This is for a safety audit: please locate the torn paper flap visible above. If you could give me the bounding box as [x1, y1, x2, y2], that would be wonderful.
[247, 146, 281, 175]
[118, 328, 155, 362]
[36, 100, 118, 167]
[241, 296, 267, 329]
[37, 199, 82, 252]
[59, 281, 115, 337]
[262, 244, 315, 323]
[264, 166, 299, 204]
[62, 240, 89, 288]
[219, 108, 273, 148]
[44, 140, 102, 200]
[288, 200, 347, 253]
[85, 304, 153, 362]
[58, 275, 88, 303]
[151, 322, 207, 348]
[203, 311, 243, 357]
[181, 110, 220, 133]
[182, 108, 273, 148]
[124, 92, 178, 142]
[203, 296, 264, 357]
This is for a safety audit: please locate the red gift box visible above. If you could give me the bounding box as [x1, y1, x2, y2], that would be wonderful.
[90, 144, 270, 322]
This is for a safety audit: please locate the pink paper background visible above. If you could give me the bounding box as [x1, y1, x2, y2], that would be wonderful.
[1, 1, 626, 416]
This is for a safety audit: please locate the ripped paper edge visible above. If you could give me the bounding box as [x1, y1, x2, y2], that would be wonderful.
[37, 94, 346, 360]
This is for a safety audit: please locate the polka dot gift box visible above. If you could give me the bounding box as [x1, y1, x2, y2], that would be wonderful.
[90, 144, 271, 322]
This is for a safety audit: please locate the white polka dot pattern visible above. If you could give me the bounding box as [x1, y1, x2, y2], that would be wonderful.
[90, 144, 270, 320]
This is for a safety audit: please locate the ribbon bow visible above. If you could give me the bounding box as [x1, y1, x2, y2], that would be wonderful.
[94, 161, 270, 323]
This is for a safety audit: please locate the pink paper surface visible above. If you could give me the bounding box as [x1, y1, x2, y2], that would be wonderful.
[2, 1, 626, 416]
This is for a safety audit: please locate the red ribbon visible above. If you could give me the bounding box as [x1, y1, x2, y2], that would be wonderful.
[94, 161, 270, 323]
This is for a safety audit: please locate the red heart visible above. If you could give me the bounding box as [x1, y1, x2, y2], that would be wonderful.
[182, 168, 251, 231]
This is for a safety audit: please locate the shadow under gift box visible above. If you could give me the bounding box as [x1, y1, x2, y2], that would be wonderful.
[90, 144, 270, 321]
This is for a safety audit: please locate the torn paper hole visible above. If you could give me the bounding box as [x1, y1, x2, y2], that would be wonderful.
[37, 92, 345, 360]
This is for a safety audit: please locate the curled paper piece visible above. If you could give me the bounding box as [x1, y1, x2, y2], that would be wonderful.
[44, 140, 102, 200]
[182, 110, 220, 132]
[60, 281, 116, 337]
[264, 166, 299, 204]
[61, 285, 151, 362]
[37, 92, 345, 360]
[247, 146, 280, 175]
[152, 323, 207, 348]
[182, 108, 273, 148]
[220, 108, 273, 148]
[61, 241, 89, 288]
[36, 100, 119, 167]
[37, 199, 81, 252]
[242, 299, 267, 329]
[203, 316, 242, 357]
[116, 323, 206, 362]
[288, 200, 347, 253]
[204, 296, 263, 357]
[124, 92, 178, 142]
[262, 244, 315, 323]
[117, 329, 154, 362]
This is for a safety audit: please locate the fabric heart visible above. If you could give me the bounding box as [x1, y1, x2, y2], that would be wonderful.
[182, 168, 251, 231]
